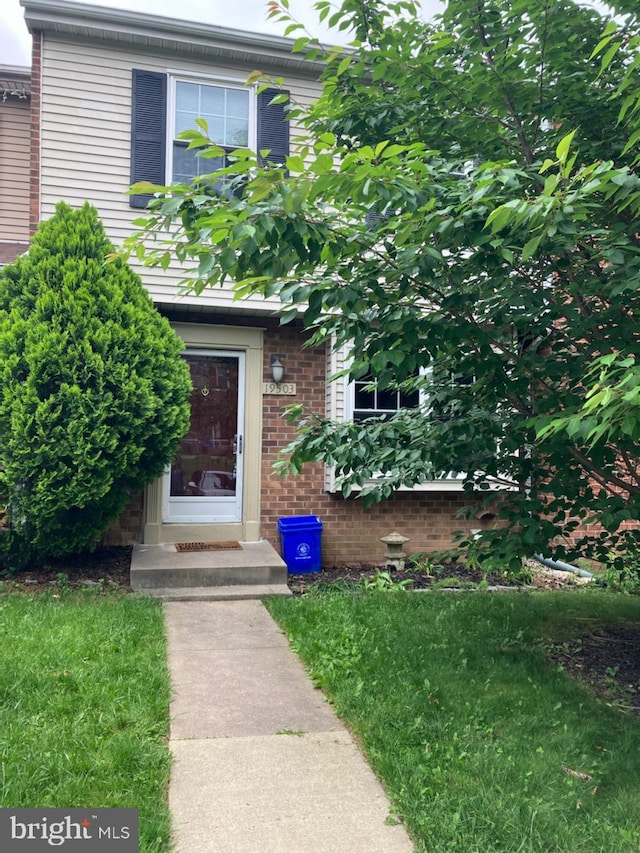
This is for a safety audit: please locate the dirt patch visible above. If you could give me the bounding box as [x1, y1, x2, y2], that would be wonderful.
[544, 624, 640, 714]
[0, 546, 132, 592]
[287, 561, 531, 594]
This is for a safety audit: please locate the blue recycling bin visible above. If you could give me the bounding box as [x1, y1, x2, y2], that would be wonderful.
[278, 515, 323, 573]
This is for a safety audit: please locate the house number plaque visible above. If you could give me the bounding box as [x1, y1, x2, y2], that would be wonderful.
[263, 382, 297, 396]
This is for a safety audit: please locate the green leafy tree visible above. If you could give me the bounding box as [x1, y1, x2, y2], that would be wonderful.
[0, 202, 191, 559]
[127, 0, 640, 568]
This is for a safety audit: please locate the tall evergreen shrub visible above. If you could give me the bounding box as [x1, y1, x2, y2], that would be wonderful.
[0, 202, 191, 559]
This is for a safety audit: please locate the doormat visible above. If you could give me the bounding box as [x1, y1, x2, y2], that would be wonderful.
[175, 541, 242, 552]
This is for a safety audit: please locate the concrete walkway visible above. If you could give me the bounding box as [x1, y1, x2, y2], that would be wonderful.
[165, 600, 414, 852]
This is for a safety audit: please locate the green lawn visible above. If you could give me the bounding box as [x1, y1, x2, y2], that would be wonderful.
[0, 588, 171, 853]
[267, 589, 640, 853]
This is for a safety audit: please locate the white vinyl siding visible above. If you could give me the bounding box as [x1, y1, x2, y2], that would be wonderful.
[324, 343, 345, 490]
[39, 36, 319, 313]
[0, 96, 30, 244]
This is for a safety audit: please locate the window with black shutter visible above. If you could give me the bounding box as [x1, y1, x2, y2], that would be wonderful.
[130, 71, 290, 206]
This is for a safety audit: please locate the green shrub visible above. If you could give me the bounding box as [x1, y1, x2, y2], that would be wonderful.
[0, 201, 191, 560]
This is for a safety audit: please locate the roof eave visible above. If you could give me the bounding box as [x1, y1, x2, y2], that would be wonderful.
[0, 64, 32, 97]
[20, 0, 328, 77]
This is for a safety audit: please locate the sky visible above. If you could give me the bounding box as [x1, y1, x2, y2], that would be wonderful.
[0, 0, 445, 67]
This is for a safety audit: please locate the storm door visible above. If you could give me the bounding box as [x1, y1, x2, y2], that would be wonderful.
[163, 351, 245, 523]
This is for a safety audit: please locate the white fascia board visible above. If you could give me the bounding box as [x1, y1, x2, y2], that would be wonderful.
[21, 0, 326, 77]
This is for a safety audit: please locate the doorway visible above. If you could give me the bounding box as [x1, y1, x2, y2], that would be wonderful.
[163, 350, 245, 523]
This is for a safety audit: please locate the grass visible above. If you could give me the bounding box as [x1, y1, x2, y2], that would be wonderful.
[267, 589, 640, 853]
[0, 587, 171, 852]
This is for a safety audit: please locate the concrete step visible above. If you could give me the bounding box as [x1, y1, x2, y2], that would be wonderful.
[135, 584, 291, 601]
[131, 540, 288, 592]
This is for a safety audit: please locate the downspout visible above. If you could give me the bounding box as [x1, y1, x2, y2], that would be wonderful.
[533, 554, 594, 579]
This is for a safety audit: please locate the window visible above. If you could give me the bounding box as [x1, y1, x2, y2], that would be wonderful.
[323, 348, 467, 492]
[352, 372, 420, 422]
[171, 80, 251, 183]
[130, 70, 289, 209]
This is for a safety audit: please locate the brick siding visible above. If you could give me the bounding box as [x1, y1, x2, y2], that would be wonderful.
[103, 317, 635, 563]
[102, 492, 144, 546]
[101, 317, 489, 561]
[260, 320, 484, 565]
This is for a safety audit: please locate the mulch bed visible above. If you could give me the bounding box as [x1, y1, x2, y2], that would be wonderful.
[0, 546, 133, 592]
[286, 561, 526, 593]
[545, 625, 640, 714]
[2, 546, 639, 713]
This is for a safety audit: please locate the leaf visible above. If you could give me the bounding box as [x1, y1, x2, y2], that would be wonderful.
[606, 249, 625, 265]
[159, 196, 184, 213]
[599, 40, 621, 73]
[555, 130, 577, 164]
[292, 36, 310, 53]
[485, 205, 512, 233]
[589, 21, 618, 59]
[336, 56, 352, 77]
[521, 236, 541, 261]
[542, 173, 560, 196]
[247, 177, 276, 202]
[311, 153, 335, 175]
[129, 182, 160, 195]
[285, 154, 306, 173]
[562, 766, 593, 782]
[380, 144, 406, 159]
[622, 127, 640, 157]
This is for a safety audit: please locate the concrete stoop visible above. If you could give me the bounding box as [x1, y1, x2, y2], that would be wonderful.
[130, 540, 290, 600]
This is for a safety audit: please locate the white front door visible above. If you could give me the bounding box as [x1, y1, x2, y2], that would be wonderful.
[163, 350, 245, 523]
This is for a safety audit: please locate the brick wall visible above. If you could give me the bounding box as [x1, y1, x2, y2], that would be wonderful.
[101, 492, 144, 546]
[99, 317, 487, 560]
[261, 321, 484, 565]
[562, 516, 638, 554]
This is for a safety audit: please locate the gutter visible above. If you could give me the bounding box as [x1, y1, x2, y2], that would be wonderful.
[20, 0, 330, 76]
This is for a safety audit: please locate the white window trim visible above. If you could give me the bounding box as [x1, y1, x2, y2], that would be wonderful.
[166, 73, 257, 185]
[344, 368, 424, 422]
[324, 346, 467, 493]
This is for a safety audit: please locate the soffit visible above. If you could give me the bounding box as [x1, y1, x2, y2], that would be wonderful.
[21, 0, 325, 78]
[0, 66, 31, 99]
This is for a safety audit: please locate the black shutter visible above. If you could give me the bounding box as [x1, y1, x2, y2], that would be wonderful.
[256, 88, 290, 168]
[130, 69, 167, 209]
[365, 205, 393, 230]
